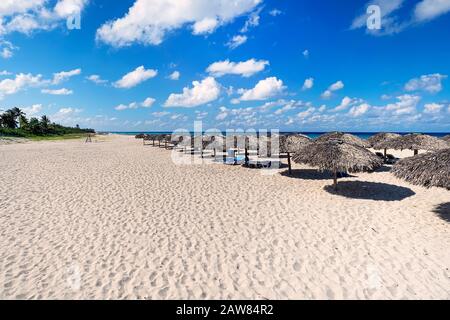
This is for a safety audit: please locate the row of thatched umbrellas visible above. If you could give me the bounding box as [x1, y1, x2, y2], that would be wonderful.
[137, 132, 450, 191]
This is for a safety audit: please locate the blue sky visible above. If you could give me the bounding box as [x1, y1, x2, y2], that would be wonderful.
[0, 0, 449, 132]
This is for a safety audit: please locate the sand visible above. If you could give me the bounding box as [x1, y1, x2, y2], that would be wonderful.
[0, 134, 449, 300]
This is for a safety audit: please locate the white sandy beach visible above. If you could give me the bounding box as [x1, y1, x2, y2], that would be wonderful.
[0, 134, 449, 299]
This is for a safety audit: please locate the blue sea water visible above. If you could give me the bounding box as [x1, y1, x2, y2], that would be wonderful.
[107, 131, 449, 140]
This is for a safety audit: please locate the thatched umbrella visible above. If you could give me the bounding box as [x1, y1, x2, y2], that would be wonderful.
[183, 134, 199, 153]
[368, 132, 401, 158]
[442, 135, 450, 143]
[199, 135, 217, 158]
[170, 134, 183, 146]
[175, 134, 194, 153]
[292, 139, 383, 190]
[278, 134, 312, 174]
[142, 134, 152, 145]
[145, 134, 159, 146]
[244, 134, 259, 166]
[375, 133, 449, 156]
[315, 132, 368, 148]
[157, 134, 170, 149]
[392, 149, 450, 189]
[204, 135, 226, 158]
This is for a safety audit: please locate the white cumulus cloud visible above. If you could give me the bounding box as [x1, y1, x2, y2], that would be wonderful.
[52, 68, 81, 85]
[404, 73, 447, 93]
[114, 66, 157, 89]
[207, 59, 269, 78]
[414, 0, 450, 22]
[0, 73, 43, 98]
[115, 97, 156, 110]
[226, 35, 247, 49]
[383, 94, 421, 115]
[41, 88, 73, 95]
[142, 97, 156, 108]
[165, 77, 221, 107]
[349, 103, 370, 117]
[96, 0, 261, 47]
[239, 77, 285, 101]
[321, 80, 344, 99]
[192, 17, 219, 35]
[302, 77, 314, 90]
[87, 74, 108, 84]
[168, 71, 180, 80]
[423, 102, 444, 113]
[23, 103, 43, 116]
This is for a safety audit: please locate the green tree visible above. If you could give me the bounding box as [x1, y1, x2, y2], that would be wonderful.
[0, 110, 18, 129]
[40, 115, 51, 132]
[10, 107, 25, 119]
[28, 117, 43, 135]
[19, 115, 29, 128]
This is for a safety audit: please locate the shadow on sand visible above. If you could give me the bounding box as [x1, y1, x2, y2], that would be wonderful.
[280, 169, 356, 180]
[374, 165, 392, 173]
[433, 203, 450, 223]
[324, 181, 415, 201]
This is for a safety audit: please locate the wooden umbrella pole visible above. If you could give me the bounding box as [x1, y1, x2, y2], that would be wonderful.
[414, 149, 419, 156]
[287, 152, 292, 175]
[333, 168, 338, 191]
[245, 148, 249, 166]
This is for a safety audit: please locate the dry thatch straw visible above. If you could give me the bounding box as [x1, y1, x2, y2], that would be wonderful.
[170, 134, 184, 145]
[369, 132, 402, 159]
[203, 135, 226, 157]
[392, 149, 450, 190]
[442, 135, 450, 143]
[143, 134, 159, 146]
[280, 134, 312, 153]
[292, 139, 383, 190]
[368, 133, 401, 148]
[151, 134, 169, 148]
[375, 133, 449, 156]
[245, 135, 259, 150]
[315, 132, 368, 148]
[278, 134, 312, 174]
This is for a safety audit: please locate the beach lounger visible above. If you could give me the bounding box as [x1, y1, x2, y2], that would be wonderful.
[247, 158, 281, 169]
[385, 154, 398, 164]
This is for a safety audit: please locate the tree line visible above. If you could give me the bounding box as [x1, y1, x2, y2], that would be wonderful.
[0, 107, 94, 137]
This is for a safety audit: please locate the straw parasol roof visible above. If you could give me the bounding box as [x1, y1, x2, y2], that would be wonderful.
[368, 133, 401, 148]
[315, 132, 368, 148]
[392, 149, 450, 189]
[292, 139, 383, 190]
[204, 135, 225, 150]
[280, 134, 311, 153]
[245, 135, 259, 150]
[442, 135, 450, 143]
[375, 133, 449, 153]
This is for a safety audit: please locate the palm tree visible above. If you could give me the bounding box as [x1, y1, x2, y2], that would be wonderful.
[28, 117, 42, 134]
[0, 108, 25, 129]
[19, 115, 29, 128]
[40, 115, 50, 130]
[10, 107, 25, 119]
[0, 110, 18, 129]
